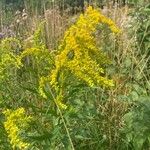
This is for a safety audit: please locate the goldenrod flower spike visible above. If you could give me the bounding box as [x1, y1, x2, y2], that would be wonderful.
[50, 6, 119, 89]
[39, 6, 120, 109]
[3, 108, 32, 150]
[0, 38, 23, 81]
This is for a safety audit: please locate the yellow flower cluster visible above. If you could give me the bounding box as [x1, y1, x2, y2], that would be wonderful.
[0, 38, 21, 52]
[39, 76, 49, 99]
[20, 47, 45, 59]
[0, 53, 21, 80]
[3, 108, 32, 150]
[39, 76, 68, 109]
[50, 6, 120, 89]
[0, 38, 22, 81]
[38, 6, 120, 109]
[54, 88, 68, 109]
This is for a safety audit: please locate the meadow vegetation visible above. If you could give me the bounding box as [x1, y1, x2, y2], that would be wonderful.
[0, 0, 150, 149]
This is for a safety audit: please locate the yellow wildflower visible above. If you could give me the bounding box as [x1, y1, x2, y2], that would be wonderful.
[39, 76, 50, 99]
[55, 90, 67, 110]
[3, 108, 32, 150]
[50, 6, 119, 89]
[38, 6, 120, 109]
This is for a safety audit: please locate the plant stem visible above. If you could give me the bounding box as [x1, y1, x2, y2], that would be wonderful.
[48, 86, 75, 150]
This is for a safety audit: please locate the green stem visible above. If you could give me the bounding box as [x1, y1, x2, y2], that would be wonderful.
[48, 86, 75, 150]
